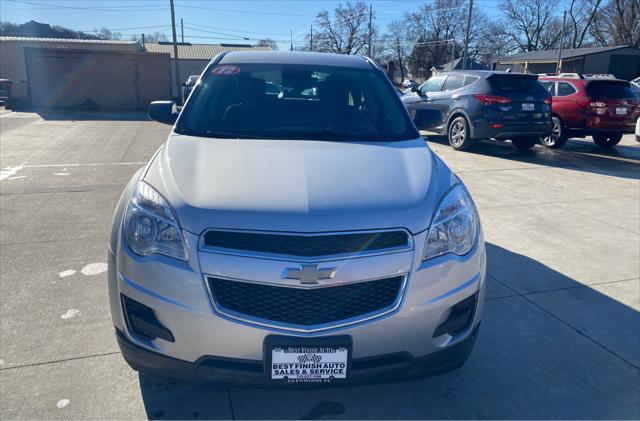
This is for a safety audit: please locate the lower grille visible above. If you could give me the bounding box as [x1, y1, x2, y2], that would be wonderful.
[208, 276, 405, 329]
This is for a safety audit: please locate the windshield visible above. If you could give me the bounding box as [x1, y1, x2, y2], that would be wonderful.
[176, 63, 418, 141]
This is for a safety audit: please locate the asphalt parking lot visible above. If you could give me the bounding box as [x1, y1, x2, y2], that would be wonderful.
[0, 110, 638, 420]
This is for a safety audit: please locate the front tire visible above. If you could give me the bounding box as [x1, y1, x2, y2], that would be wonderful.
[592, 133, 622, 148]
[540, 116, 568, 148]
[448, 117, 474, 151]
[512, 137, 537, 149]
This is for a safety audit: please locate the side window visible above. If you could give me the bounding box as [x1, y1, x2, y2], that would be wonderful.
[557, 82, 577, 96]
[539, 81, 555, 95]
[419, 75, 446, 95]
[442, 74, 465, 91]
[463, 75, 480, 86]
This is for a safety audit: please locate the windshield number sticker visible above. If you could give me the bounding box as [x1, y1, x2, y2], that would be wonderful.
[212, 65, 240, 76]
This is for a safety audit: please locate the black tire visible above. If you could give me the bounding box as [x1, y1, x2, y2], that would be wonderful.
[447, 116, 474, 150]
[512, 137, 537, 149]
[540, 116, 568, 148]
[592, 133, 623, 148]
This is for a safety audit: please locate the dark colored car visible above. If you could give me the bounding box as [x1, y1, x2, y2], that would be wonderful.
[181, 75, 200, 104]
[0, 79, 11, 106]
[538, 75, 640, 148]
[402, 71, 552, 150]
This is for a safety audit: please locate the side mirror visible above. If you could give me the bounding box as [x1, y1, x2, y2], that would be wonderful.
[414, 109, 441, 130]
[148, 100, 178, 125]
[412, 86, 419, 93]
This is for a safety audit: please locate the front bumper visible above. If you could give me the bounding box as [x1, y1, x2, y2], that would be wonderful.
[109, 228, 486, 385]
[116, 323, 480, 386]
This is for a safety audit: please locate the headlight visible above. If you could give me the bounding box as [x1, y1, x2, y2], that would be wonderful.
[424, 184, 478, 260]
[124, 181, 187, 260]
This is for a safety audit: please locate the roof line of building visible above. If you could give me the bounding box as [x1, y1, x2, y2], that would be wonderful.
[495, 45, 635, 62]
[0, 36, 140, 44]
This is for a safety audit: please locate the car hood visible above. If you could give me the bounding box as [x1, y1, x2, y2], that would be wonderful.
[143, 133, 456, 235]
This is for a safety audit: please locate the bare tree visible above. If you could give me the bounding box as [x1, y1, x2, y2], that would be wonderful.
[130, 32, 168, 43]
[566, 0, 602, 48]
[256, 38, 278, 50]
[313, 1, 369, 54]
[464, 9, 501, 63]
[590, 0, 640, 46]
[404, 0, 465, 70]
[92, 28, 122, 40]
[385, 20, 412, 81]
[498, 0, 563, 51]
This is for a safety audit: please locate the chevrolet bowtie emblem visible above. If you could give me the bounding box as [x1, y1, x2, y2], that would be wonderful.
[283, 264, 337, 285]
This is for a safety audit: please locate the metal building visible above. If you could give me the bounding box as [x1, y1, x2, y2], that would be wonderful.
[144, 42, 271, 96]
[0, 36, 173, 108]
[0, 37, 272, 108]
[492, 45, 640, 80]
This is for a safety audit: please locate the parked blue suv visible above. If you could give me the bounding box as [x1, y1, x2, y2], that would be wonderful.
[402, 71, 553, 150]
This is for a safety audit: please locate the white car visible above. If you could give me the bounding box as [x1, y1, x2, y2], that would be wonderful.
[108, 52, 486, 386]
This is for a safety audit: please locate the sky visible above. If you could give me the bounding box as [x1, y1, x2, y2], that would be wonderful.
[0, 0, 500, 50]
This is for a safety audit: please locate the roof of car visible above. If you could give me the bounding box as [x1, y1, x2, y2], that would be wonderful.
[440, 70, 534, 77]
[538, 75, 629, 84]
[218, 51, 373, 69]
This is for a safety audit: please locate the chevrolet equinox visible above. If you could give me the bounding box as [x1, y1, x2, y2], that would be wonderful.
[108, 52, 486, 386]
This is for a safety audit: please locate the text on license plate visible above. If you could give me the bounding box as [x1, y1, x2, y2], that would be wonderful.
[616, 107, 627, 115]
[522, 103, 535, 111]
[271, 346, 348, 382]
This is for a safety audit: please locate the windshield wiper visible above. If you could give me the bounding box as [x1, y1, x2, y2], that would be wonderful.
[174, 128, 269, 139]
[259, 127, 387, 142]
[204, 130, 270, 139]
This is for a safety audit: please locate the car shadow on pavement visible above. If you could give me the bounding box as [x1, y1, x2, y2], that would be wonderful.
[425, 135, 640, 180]
[33, 109, 150, 121]
[136, 242, 639, 420]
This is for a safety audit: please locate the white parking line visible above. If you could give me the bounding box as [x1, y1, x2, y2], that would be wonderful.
[0, 166, 24, 181]
[1, 162, 147, 181]
[23, 162, 146, 168]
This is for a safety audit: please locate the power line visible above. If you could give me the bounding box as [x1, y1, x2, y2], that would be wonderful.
[182, 25, 250, 40]
[184, 22, 290, 37]
[178, 5, 315, 18]
[79, 25, 171, 32]
[3, 0, 169, 11]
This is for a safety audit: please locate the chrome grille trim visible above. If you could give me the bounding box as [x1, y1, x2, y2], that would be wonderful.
[203, 273, 409, 333]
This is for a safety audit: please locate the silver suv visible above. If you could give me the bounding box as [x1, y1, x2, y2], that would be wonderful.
[108, 52, 486, 386]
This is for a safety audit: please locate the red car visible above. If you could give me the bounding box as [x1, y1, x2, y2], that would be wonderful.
[538, 74, 639, 148]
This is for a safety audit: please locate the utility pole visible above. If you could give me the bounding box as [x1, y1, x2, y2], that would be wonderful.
[180, 18, 184, 43]
[397, 38, 404, 83]
[556, 10, 567, 75]
[169, 0, 181, 103]
[310, 25, 313, 51]
[450, 39, 455, 68]
[290, 29, 293, 52]
[462, 0, 473, 70]
[141, 33, 145, 48]
[367, 3, 373, 58]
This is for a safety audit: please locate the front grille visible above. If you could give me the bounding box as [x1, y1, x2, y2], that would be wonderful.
[208, 276, 405, 328]
[202, 230, 409, 257]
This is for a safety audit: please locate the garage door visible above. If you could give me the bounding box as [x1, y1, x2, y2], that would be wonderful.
[25, 48, 170, 109]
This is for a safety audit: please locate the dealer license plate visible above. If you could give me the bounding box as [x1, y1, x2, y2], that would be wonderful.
[270, 345, 350, 383]
[616, 107, 627, 115]
[522, 103, 535, 111]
